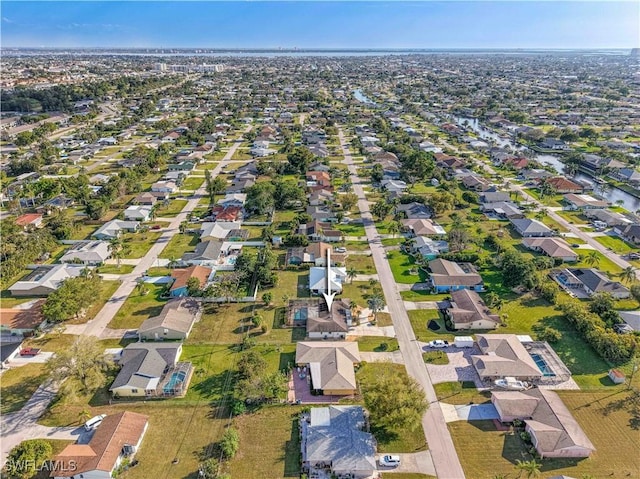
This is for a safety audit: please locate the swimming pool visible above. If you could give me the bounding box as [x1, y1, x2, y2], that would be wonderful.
[530, 353, 555, 377]
[294, 308, 308, 321]
[227, 256, 237, 265]
[163, 371, 186, 393]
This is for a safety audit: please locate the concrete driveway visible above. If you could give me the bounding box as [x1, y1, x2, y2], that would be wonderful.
[440, 403, 500, 423]
[5, 352, 54, 365]
[377, 451, 435, 475]
[360, 350, 404, 364]
[420, 345, 483, 387]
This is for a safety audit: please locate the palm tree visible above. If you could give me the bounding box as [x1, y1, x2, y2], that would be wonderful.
[108, 237, 124, 268]
[620, 266, 637, 285]
[367, 293, 386, 323]
[514, 459, 541, 478]
[281, 293, 290, 306]
[584, 250, 601, 268]
[347, 267, 357, 284]
[387, 221, 400, 238]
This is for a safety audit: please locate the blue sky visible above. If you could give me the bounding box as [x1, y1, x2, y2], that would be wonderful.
[1, 1, 638, 49]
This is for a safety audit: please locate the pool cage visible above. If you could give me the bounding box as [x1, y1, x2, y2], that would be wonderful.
[523, 341, 572, 383]
[158, 362, 193, 397]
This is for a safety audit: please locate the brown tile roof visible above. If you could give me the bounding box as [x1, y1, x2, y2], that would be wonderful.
[0, 300, 45, 330]
[170, 265, 212, 292]
[15, 213, 42, 226]
[51, 411, 148, 477]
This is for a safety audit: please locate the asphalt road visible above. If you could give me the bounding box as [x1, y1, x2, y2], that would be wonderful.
[338, 127, 466, 479]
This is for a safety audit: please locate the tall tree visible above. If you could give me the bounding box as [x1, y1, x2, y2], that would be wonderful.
[620, 266, 637, 285]
[4, 440, 53, 479]
[367, 293, 386, 322]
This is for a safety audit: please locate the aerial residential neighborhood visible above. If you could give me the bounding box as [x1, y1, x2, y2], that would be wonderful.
[0, 3, 639, 479]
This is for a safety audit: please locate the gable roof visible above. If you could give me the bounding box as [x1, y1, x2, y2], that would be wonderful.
[472, 334, 543, 379]
[8, 264, 88, 295]
[403, 218, 446, 236]
[15, 213, 42, 226]
[52, 411, 149, 477]
[138, 298, 200, 335]
[182, 240, 223, 263]
[510, 218, 553, 235]
[447, 289, 500, 325]
[428, 258, 483, 287]
[59, 240, 111, 263]
[305, 406, 376, 473]
[567, 268, 630, 295]
[110, 343, 180, 391]
[296, 342, 360, 391]
[170, 265, 212, 292]
[522, 237, 578, 260]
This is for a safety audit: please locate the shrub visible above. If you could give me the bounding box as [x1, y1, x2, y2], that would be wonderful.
[219, 428, 240, 459]
[536, 326, 562, 343]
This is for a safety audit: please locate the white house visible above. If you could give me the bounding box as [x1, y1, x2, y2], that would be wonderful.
[309, 266, 347, 295]
[124, 205, 153, 222]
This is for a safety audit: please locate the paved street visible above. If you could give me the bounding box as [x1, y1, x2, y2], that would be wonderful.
[74, 126, 252, 338]
[338, 127, 466, 479]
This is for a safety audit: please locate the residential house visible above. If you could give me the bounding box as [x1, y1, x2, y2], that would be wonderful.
[397, 202, 431, 220]
[445, 289, 501, 330]
[288, 299, 352, 339]
[480, 192, 511, 204]
[295, 342, 361, 395]
[301, 406, 376, 479]
[9, 264, 88, 297]
[584, 209, 633, 227]
[491, 389, 595, 459]
[428, 258, 484, 293]
[109, 343, 190, 397]
[135, 192, 158, 206]
[461, 174, 492, 192]
[286, 242, 346, 267]
[563, 194, 609, 211]
[1, 340, 24, 368]
[540, 138, 570, 150]
[522, 237, 578, 262]
[306, 171, 332, 188]
[298, 221, 343, 243]
[93, 220, 140, 240]
[481, 201, 524, 219]
[411, 236, 449, 260]
[554, 268, 630, 299]
[151, 180, 178, 194]
[50, 412, 149, 479]
[309, 266, 347, 295]
[15, 213, 43, 230]
[217, 193, 246, 207]
[59, 240, 111, 266]
[510, 218, 554, 237]
[169, 265, 212, 297]
[199, 221, 244, 241]
[546, 177, 584, 194]
[0, 300, 46, 336]
[138, 298, 200, 341]
[308, 189, 334, 207]
[403, 218, 446, 237]
[380, 179, 407, 194]
[168, 161, 196, 172]
[614, 224, 640, 244]
[211, 205, 243, 222]
[619, 310, 640, 332]
[472, 334, 544, 382]
[181, 240, 223, 267]
[308, 144, 330, 158]
[307, 205, 334, 222]
[161, 131, 181, 142]
[124, 205, 153, 222]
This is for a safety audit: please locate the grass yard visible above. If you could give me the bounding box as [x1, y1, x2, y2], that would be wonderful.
[335, 223, 367, 238]
[422, 350, 449, 365]
[156, 199, 188, 217]
[341, 281, 375, 308]
[70, 223, 98, 240]
[344, 240, 373, 252]
[594, 234, 637, 255]
[356, 362, 428, 453]
[228, 405, 304, 479]
[347, 253, 377, 274]
[0, 363, 49, 414]
[181, 176, 205, 191]
[573, 250, 623, 276]
[449, 390, 640, 479]
[400, 290, 451, 302]
[121, 231, 163, 258]
[407, 309, 451, 342]
[433, 381, 490, 405]
[0, 289, 40, 308]
[386, 250, 428, 284]
[159, 232, 198, 259]
[108, 283, 167, 329]
[78, 280, 121, 324]
[146, 266, 173, 276]
[375, 312, 393, 327]
[355, 336, 400, 352]
[97, 264, 135, 275]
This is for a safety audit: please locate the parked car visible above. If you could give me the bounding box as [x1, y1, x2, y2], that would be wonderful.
[151, 225, 162, 230]
[334, 247, 346, 253]
[19, 348, 40, 357]
[426, 340, 449, 348]
[84, 414, 107, 431]
[379, 455, 401, 467]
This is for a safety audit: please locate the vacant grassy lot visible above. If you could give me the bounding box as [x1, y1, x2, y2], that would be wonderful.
[228, 406, 304, 479]
[594, 234, 637, 254]
[433, 381, 491, 405]
[97, 264, 135, 275]
[109, 283, 167, 329]
[386, 250, 427, 284]
[181, 176, 205, 191]
[156, 199, 188, 217]
[70, 223, 98, 240]
[347, 253, 377, 274]
[341, 281, 376, 308]
[159, 232, 198, 259]
[355, 336, 400, 352]
[0, 363, 49, 414]
[573, 250, 624, 275]
[407, 309, 450, 342]
[449, 390, 640, 479]
[121, 231, 163, 258]
[422, 350, 448, 365]
[356, 363, 428, 453]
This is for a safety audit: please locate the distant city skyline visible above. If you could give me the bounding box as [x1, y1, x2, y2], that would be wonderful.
[2, 1, 638, 49]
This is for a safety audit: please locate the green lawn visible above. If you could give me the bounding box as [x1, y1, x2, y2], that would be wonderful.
[180, 176, 205, 191]
[422, 350, 449, 365]
[80, 280, 121, 323]
[594, 235, 637, 255]
[96, 264, 135, 275]
[108, 283, 167, 329]
[155, 199, 188, 217]
[449, 390, 640, 479]
[573, 250, 623, 276]
[70, 223, 99, 240]
[0, 363, 49, 414]
[386, 250, 428, 284]
[121, 231, 163, 258]
[228, 406, 304, 479]
[347, 253, 377, 274]
[407, 309, 452, 342]
[341, 281, 375, 309]
[335, 223, 366, 237]
[355, 336, 400, 352]
[433, 381, 491, 405]
[159, 232, 198, 259]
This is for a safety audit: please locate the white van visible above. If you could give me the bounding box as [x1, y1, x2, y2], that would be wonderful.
[84, 414, 107, 431]
[379, 455, 401, 467]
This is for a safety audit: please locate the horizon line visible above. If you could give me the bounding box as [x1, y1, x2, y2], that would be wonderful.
[2, 46, 636, 50]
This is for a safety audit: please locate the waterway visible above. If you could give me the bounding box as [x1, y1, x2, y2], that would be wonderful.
[353, 89, 377, 106]
[453, 116, 640, 212]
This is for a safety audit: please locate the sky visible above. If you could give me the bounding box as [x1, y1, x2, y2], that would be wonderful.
[1, 1, 638, 49]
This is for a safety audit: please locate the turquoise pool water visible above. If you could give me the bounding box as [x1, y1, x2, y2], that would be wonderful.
[163, 371, 186, 393]
[530, 353, 555, 377]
